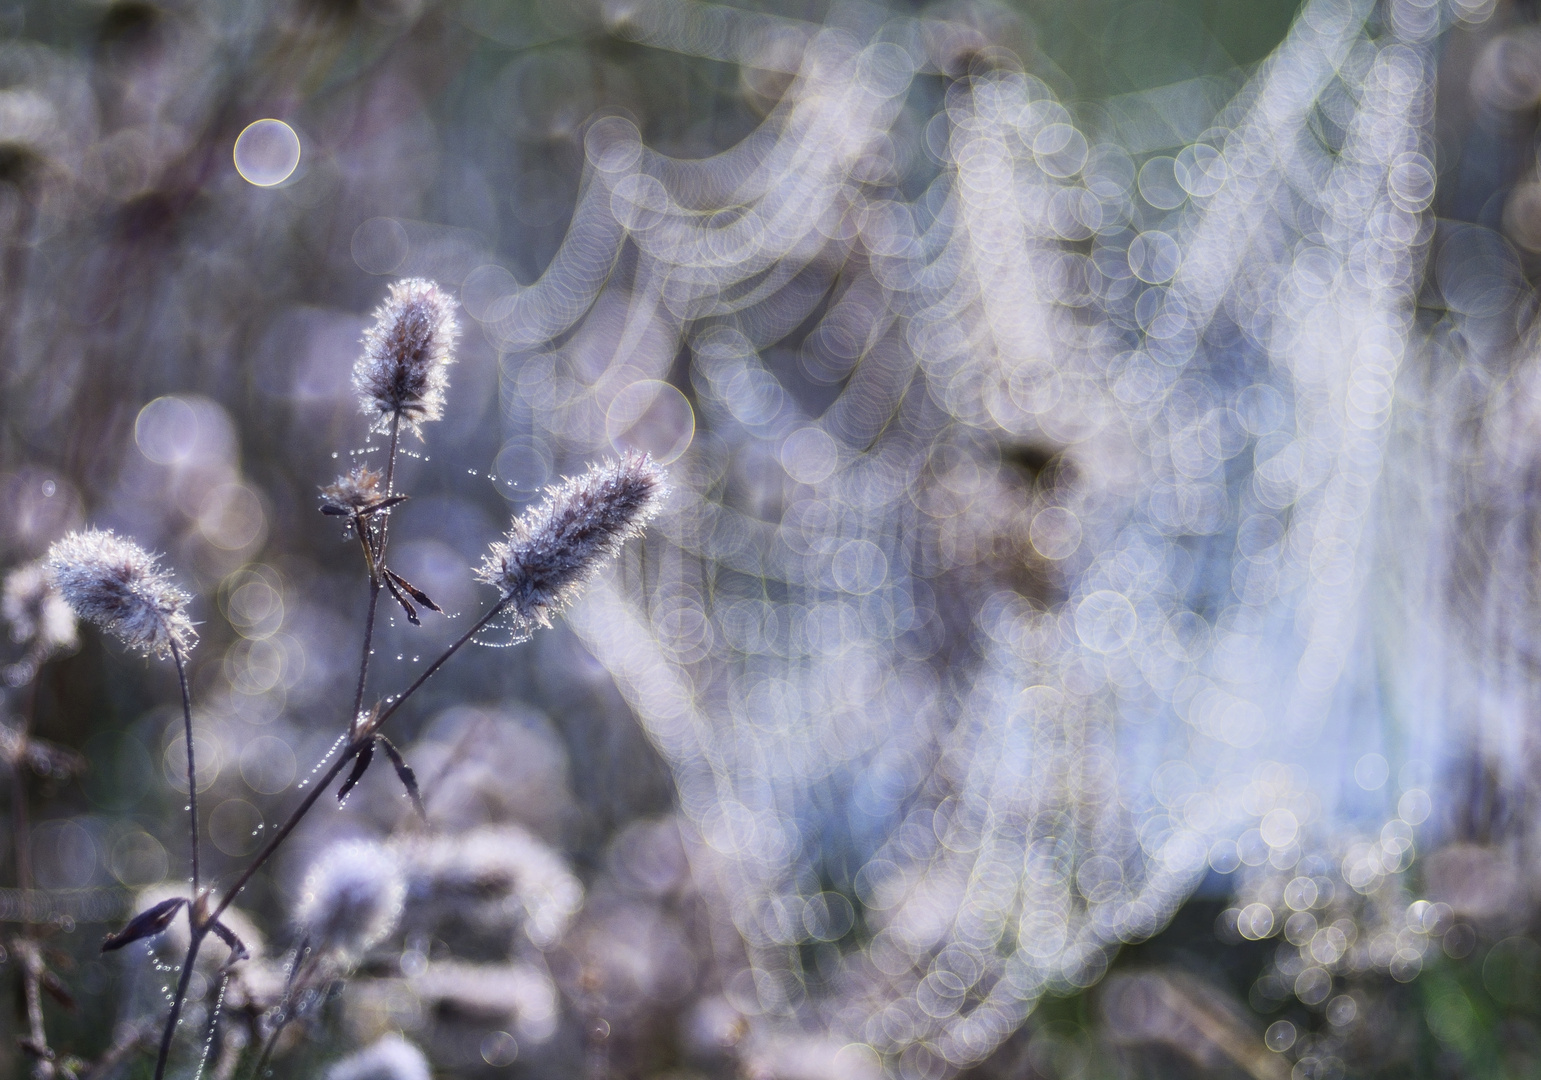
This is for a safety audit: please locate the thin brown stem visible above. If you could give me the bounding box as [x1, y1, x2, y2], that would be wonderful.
[374, 597, 507, 728]
[209, 596, 507, 926]
[348, 411, 402, 727]
[152, 928, 205, 1080]
[171, 640, 200, 895]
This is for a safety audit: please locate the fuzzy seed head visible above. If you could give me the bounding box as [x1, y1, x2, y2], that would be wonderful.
[326, 1034, 431, 1080]
[320, 464, 385, 515]
[46, 530, 194, 658]
[475, 453, 667, 638]
[3, 559, 78, 656]
[294, 839, 405, 958]
[352, 278, 459, 436]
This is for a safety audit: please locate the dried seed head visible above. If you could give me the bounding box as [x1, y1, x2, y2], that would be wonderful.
[294, 839, 405, 958]
[46, 530, 194, 658]
[326, 1034, 431, 1080]
[320, 464, 384, 516]
[475, 453, 667, 639]
[352, 278, 459, 436]
[2, 559, 78, 656]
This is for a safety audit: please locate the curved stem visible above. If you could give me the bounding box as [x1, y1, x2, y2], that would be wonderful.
[171, 640, 200, 895]
[152, 928, 205, 1080]
[208, 596, 507, 927]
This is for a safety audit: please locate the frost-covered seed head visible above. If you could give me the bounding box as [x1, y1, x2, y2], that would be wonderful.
[320, 464, 385, 515]
[294, 839, 405, 957]
[352, 278, 458, 436]
[325, 1034, 431, 1080]
[46, 530, 194, 658]
[475, 453, 667, 637]
[3, 559, 78, 656]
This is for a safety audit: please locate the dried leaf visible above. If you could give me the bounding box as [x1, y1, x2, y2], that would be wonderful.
[385, 568, 442, 613]
[383, 574, 420, 626]
[359, 495, 409, 516]
[208, 920, 250, 962]
[319, 505, 351, 516]
[101, 897, 186, 952]
[337, 739, 375, 803]
[377, 736, 426, 819]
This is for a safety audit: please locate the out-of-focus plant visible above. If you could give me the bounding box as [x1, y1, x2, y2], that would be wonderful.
[13, 277, 665, 1079]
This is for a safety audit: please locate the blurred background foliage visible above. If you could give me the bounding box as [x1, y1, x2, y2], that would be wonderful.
[13, 0, 1541, 1078]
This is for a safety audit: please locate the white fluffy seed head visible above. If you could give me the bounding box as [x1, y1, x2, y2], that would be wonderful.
[293, 839, 405, 958]
[475, 453, 667, 639]
[46, 530, 194, 658]
[352, 278, 459, 436]
[325, 1034, 431, 1080]
[3, 559, 78, 656]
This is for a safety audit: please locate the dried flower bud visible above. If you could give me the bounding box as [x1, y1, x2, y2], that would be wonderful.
[320, 464, 384, 516]
[2, 559, 78, 656]
[46, 530, 194, 658]
[293, 839, 405, 958]
[475, 453, 667, 639]
[326, 1034, 431, 1080]
[352, 278, 459, 436]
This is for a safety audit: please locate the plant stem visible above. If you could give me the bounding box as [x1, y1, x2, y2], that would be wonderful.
[171, 640, 200, 895]
[154, 639, 206, 1080]
[375, 597, 507, 728]
[152, 930, 204, 1080]
[208, 596, 507, 927]
[349, 412, 402, 728]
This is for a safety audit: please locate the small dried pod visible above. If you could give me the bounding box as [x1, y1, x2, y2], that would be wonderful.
[319, 464, 386, 517]
[352, 278, 459, 437]
[102, 897, 186, 953]
[475, 453, 667, 639]
[46, 529, 195, 658]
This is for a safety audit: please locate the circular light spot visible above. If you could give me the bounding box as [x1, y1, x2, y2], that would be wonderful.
[1137, 156, 1186, 210]
[209, 799, 263, 856]
[1326, 994, 1357, 1026]
[1029, 506, 1081, 560]
[136, 396, 200, 464]
[1354, 753, 1389, 790]
[199, 484, 266, 551]
[493, 438, 554, 499]
[164, 734, 221, 794]
[606, 380, 694, 465]
[480, 1031, 518, 1066]
[110, 829, 167, 887]
[1075, 590, 1138, 653]
[1264, 1019, 1296, 1052]
[832, 539, 888, 595]
[32, 819, 98, 889]
[233, 119, 300, 187]
[781, 427, 837, 485]
[462, 264, 519, 321]
[1397, 788, 1431, 825]
[1260, 808, 1299, 848]
[352, 217, 409, 275]
[240, 736, 297, 795]
[1237, 901, 1275, 940]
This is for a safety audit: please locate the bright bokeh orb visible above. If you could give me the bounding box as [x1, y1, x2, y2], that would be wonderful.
[233, 119, 301, 187]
